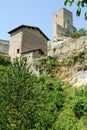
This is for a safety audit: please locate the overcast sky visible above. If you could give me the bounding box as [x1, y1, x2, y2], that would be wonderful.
[0, 0, 86, 40]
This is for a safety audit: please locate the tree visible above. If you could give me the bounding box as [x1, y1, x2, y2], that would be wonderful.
[64, 0, 87, 16]
[72, 31, 79, 38]
[0, 58, 37, 129]
[0, 54, 11, 65]
[0, 58, 66, 130]
[33, 75, 65, 129]
[78, 28, 86, 36]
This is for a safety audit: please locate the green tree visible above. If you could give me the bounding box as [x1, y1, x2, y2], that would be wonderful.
[53, 86, 87, 130]
[71, 28, 86, 38]
[0, 58, 37, 129]
[72, 31, 79, 38]
[33, 75, 65, 129]
[64, 0, 87, 16]
[0, 54, 11, 65]
[0, 58, 66, 130]
[78, 28, 86, 36]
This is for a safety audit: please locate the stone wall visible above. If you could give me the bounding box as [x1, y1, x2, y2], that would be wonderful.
[22, 49, 44, 63]
[85, 16, 87, 35]
[53, 8, 76, 38]
[9, 29, 23, 60]
[63, 8, 73, 26]
[22, 27, 47, 55]
[71, 71, 87, 87]
[57, 24, 70, 36]
[0, 39, 9, 54]
[48, 36, 87, 59]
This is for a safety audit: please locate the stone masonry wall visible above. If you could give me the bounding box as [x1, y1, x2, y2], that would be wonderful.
[53, 8, 75, 38]
[48, 36, 87, 59]
[22, 28, 47, 55]
[9, 29, 23, 60]
[0, 40, 9, 54]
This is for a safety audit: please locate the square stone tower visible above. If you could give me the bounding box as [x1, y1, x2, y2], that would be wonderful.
[85, 16, 87, 35]
[8, 25, 49, 61]
[53, 8, 76, 39]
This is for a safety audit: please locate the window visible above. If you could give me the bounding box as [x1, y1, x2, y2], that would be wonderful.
[17, 49, 20, 54]
[53, 48, 56, 53]
[67, 20, 69, 23]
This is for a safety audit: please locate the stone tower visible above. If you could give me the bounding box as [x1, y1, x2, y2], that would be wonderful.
[85, 16, 87, 35]
[53, 8, 77, 39]
[8, 25, 49, 61]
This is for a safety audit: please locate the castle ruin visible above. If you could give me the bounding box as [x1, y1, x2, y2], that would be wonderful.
[53, 8, 77, 40]
[85, 16, 87, 35]
[0, 25, 49, 62]
[0, 7, 87, 63]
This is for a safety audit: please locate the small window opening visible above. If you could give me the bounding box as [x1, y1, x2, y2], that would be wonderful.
[17, 49, 20, 54]
[67, 20, 69, 23]
[53, 48, 56, 53]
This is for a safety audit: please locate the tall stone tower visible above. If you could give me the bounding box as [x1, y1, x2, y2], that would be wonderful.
[85, 16, 87, 35]
[53, 8, 76, 39]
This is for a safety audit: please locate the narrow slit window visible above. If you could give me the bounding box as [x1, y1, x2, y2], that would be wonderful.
[17, 49, 20, 54]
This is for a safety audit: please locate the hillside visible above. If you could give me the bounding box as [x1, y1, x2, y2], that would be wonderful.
[35, 47, 87, 87]
[0, 50, 87, 130]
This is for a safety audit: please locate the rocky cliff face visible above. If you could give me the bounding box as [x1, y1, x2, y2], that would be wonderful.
[48, 36, 87, 59]
[54, 47, 87, 87]
[47, 36, 87, 87]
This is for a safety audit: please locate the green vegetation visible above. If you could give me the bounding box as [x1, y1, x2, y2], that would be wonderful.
[64, 0, 87, 16]
[78, 28, 86, 36]
[0, 54, 87, 129]
[0, 54, 11, 65]
[35, 56, 61, 75]
[35, 48, 87, 76]
[72, 31, 79, 38]
[72, 28, 86, 38]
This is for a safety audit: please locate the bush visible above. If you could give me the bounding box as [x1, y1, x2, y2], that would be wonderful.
[0, 54, 11, 65]
[72, 31, 79, 38]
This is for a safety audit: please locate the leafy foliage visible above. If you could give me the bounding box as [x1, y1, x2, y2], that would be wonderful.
[0, 58, 36, 129]
[64, 0, 87, 16]
[72, 28, 86, 38]
[0, 56, 87, 129]
[72, 31, 79, 38]
[0, 58, 65, 129]
[53, 87, 87, 130]
[33, 75, 65, 129]
[0, 54, 11, 65]
[35, 56, 62, 75]
[78, 28, 86, 36]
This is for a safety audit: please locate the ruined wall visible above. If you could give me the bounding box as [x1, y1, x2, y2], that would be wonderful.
[48, 36, 87, 59]
[22, 50, 44, 63]
[53, 8, 76, 38]
[0, 40, 9, 54]
[57, 24, 70, 36]
[22, 51, 33, 63]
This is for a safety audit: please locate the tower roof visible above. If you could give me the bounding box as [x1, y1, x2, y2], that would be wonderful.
[8, 25, 49, 41]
